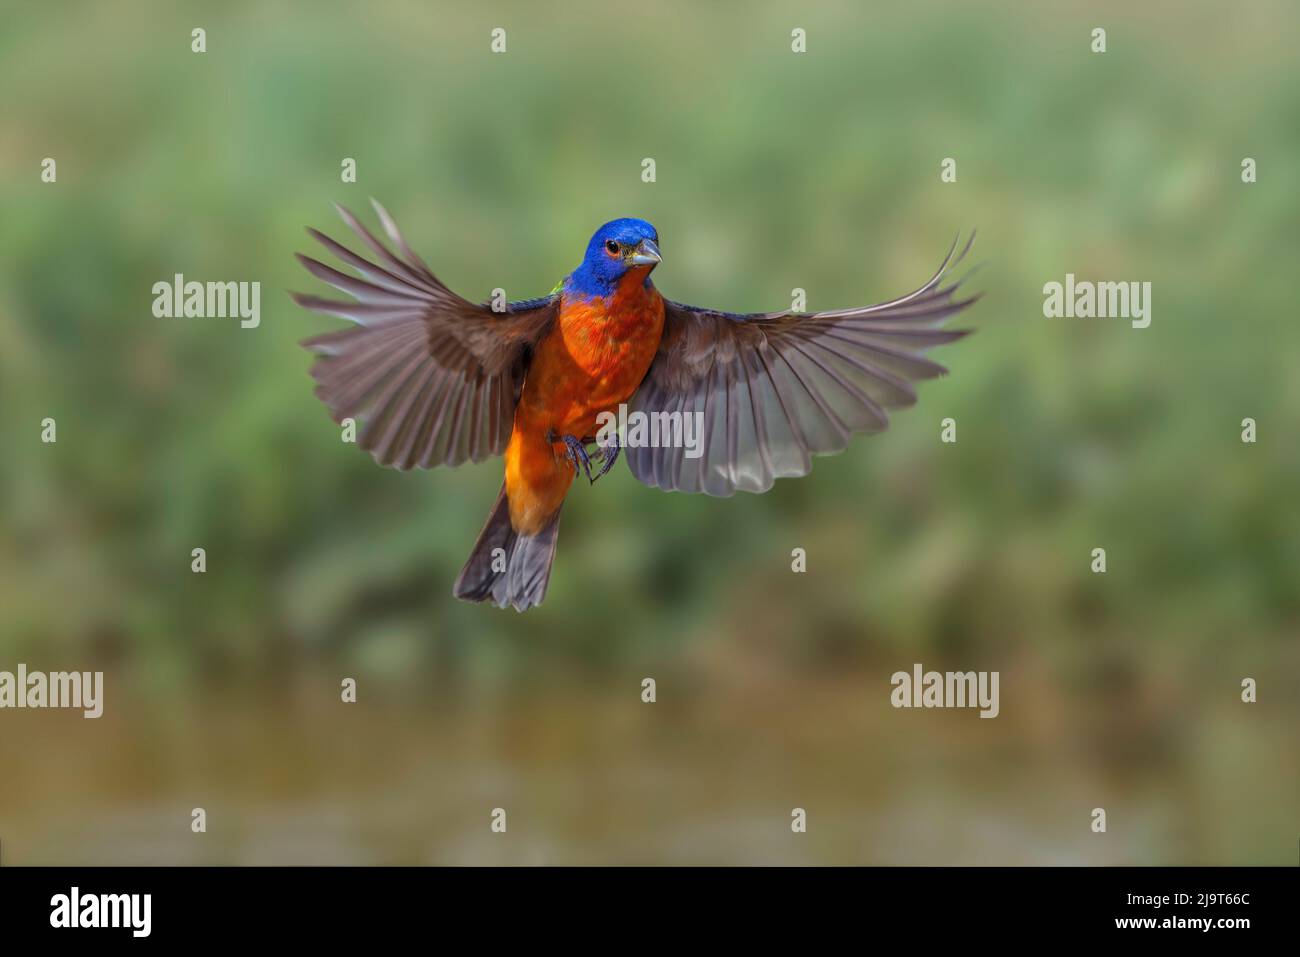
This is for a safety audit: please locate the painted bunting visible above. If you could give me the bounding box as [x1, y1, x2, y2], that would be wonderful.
[293, 202, 977, 611]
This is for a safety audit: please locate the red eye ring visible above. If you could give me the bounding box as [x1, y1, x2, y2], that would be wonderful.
[604, 239, 620, 256]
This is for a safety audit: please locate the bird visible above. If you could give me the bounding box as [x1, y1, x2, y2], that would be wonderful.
[292, 201, 978, 611]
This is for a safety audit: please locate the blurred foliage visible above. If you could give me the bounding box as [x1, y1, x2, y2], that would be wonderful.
[0, 1, 1296, 863]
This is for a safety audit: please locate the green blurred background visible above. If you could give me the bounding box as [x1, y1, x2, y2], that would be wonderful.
[1, 0, 1297, 864]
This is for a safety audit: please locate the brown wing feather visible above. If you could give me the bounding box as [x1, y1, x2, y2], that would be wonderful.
[627, 234, 979, 496]
[292, 201, 557, 470]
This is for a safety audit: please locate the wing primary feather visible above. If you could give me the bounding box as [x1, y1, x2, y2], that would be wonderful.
[306, 227, 423, 298]
[370, 198, 442, 285]
[294, 253, 415, 306]
[333, 203, 442, 297]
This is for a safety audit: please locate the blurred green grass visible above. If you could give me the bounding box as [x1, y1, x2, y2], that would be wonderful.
[0, 1, 1297, 864]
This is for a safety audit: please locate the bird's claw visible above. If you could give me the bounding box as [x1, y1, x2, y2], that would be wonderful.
[549, 430, 594, 482]
[590, 435, 620, 484]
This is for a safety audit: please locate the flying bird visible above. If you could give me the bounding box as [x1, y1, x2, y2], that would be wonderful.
[293, 202, 978, 611]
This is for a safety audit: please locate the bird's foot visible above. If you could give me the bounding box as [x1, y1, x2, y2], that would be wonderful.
[548, 430, 593, 482]
[590, 434, 620, 484]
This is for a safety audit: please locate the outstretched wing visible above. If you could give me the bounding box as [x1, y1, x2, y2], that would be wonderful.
[293, 201, 558, 470]
[626, 234, 979, 496]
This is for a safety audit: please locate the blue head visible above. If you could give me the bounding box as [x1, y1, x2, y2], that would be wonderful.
[566, 218, 661, 298]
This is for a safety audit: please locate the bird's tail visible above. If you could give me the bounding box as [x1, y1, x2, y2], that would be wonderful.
[453, 483, 563, 612]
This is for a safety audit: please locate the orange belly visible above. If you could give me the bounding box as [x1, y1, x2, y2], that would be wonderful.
[504, 270, 665, 534]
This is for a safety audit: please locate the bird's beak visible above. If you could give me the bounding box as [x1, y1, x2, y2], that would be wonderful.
[627, 238, 661, 266]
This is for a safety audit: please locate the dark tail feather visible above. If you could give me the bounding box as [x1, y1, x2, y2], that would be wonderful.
[453, 483, 562, 612]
